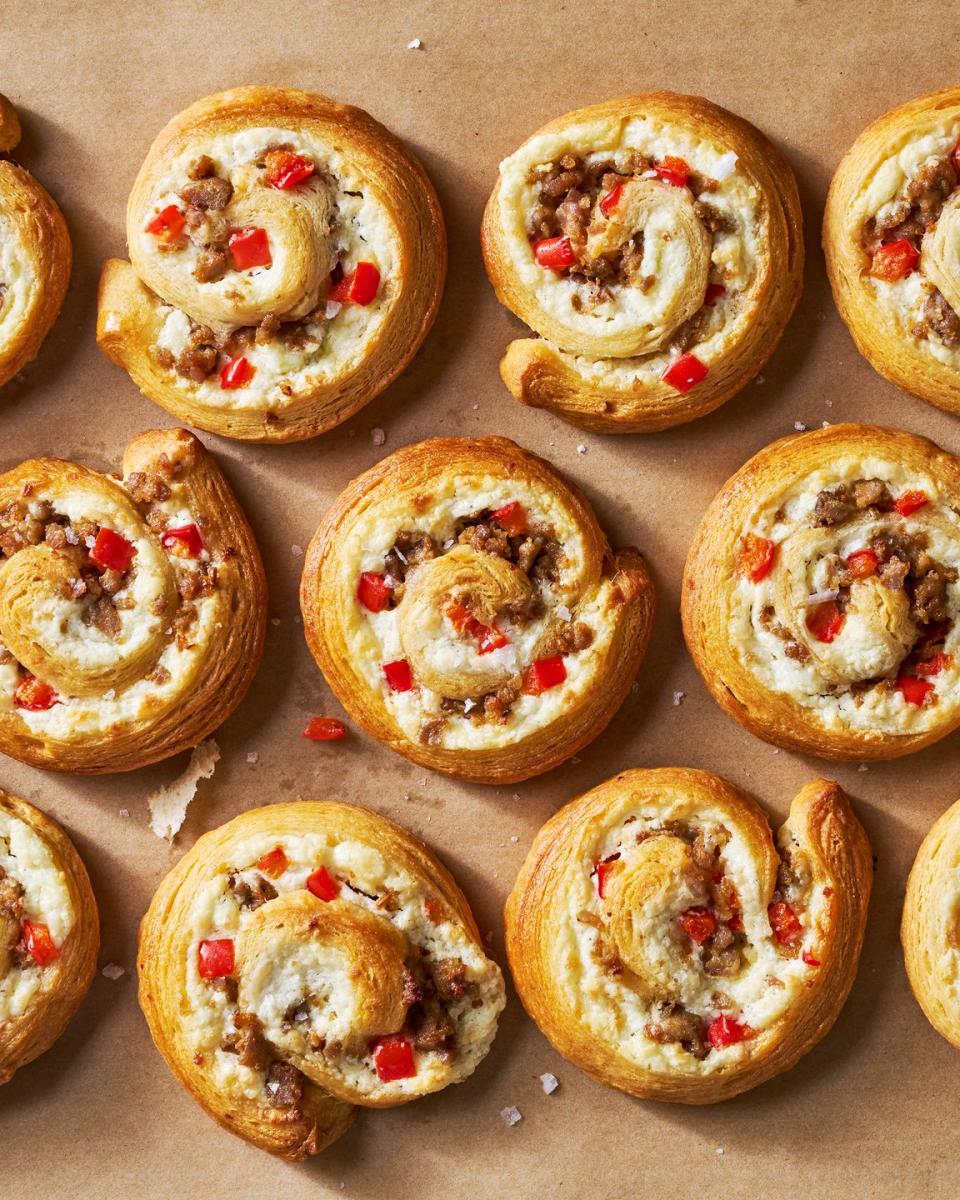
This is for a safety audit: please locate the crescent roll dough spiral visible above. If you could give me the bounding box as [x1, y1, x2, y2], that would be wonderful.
[138, 800, 505, 1160]
[0, 428, 266, 772]
[481, 92, 802, 433]
[97, 86, 445, 442]
[0, 93, 71, 391]
[683, 423, 960, 760]
[506, 769, 871, 1103]
[0, 788, 98, 1085]
[825, 87, 960, 415]
[300, 436, 656, 783]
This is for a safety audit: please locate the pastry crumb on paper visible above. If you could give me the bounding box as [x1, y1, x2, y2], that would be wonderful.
[148, 739, 220, 840]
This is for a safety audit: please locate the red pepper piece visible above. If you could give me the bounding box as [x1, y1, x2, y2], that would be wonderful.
[521, 656, 567, 695]
[256, 846, 289, 878]
[13, 675, 58, 711]
[768, 901, 803, 946]
[728, 913, 744, 933]
[266, 150, 316, 190]
[653, 156, 691, 187]
[220, 355, 255, 389]
[228, 226, 272, 270]
[916, 651, 953, 677]
[303, 717, 347, 741]
[806, 600, 844, 644]
[160, 523, 204, 558]
[357, 571, 392, 613]
[198, 938, 234, 979]
[595, 857, 620, 899]
[382, 659, 413, 693]
[704, 282, 726, 305]
[90, 527, 136, 573]
[490, 500, 528, 536]
[894, 490, 928, 517]
[423, 897, 444, 923]
[329, 261, 381, 305]
[802, 950, 821, 968]
[533, 235, 576, 271]
[918, 620, 951, 651]
[662, 353, 708, 392]
[897, 674, 934, 706]
[738, 534, 777, 582]
[869, 239, 919, 282]
[599, 183, 624, 216]
[144, 204, 186, 242]
[678, 907, 718, 945]
[22, 919, 58, 966]
[845, 548, 878, 579]
[446, 602, 509, 655]
[371, 1033, 416, 1081]
[707, 1014, 749, 1048]
[306, 865, 340, 901]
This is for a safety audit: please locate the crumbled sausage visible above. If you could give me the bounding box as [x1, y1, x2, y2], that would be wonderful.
[644, 1003, 707, 1059]
[264, 1062, 304, 1111]
[228, 872, 277, 910]
[913, 288, 960, 349]
[432, 957, 468, 1002]
[221, 1011, 271, 1071]
[180, 176, 233, 212]
[126, 471, 171, 504]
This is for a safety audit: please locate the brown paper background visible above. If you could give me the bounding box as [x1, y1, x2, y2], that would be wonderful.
[1, 1, 958, 1195]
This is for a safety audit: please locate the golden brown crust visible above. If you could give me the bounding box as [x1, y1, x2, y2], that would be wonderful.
[505, 768, 872, 1103]
[824, 86, 960, 415]
[96, 85, 446, 442]
[0, 428, 267, 773]
[482, 92, 803, 433]
[300, 436, 656, 783]
[0, 789, 98, 1085]
[0, 93, 71, 391]
[682, 422, 960, 760]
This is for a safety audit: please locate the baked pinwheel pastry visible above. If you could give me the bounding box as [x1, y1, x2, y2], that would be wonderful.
[506, 768, 871, 1103]
[902, 796, 960, 1050]
[138, 799, 505, 1159]
[97, 86, 445, 442]
[683, 423, 960, 760]
[0, 428, 266, 772]
[825, 87, 960, 414]
[0, 788, 98, 1085]
[300, 436, 655, 782]
[0, 92, 71, 391]
[481, 92, 802, 433]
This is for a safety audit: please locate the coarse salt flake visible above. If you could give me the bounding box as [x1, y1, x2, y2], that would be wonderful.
[406, 37, 422, 49]
[291, 544, 303, 557]
[371, 427, 386, 446]
[500, 1105, 522, 1127]
[672, 690, 685, 706]
[101, 963, 125, 980]
[540, 1072, 559, 1094]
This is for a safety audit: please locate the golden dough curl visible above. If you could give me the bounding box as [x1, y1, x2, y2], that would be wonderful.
[0, 428, 266, 773]
[300, 436, 655, 783]
[97, 86, 446, 442]
[0, 788, 98, 1085]
[481, 92, 802, 433]
[824, 86, 960, 415]
[0, 92, 71, 391]
[683, 423, 960, 760]
[138, 800, 505, 1160]
[505, 768, 872, 1103]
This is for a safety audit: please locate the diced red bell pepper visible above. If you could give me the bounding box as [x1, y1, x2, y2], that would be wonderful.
[707, 1014, 749, 1048]
[382, 659, 413, 693]
[738, 534, 777, 582]
[22, 919, 58, 966]
[533, 235, 576, 271]
[220, 355, 255, 389]
[802, 951, 821, 968]
[306, 865, 340, 901]
[595, 856, 620, 899]
[91, 527, 136, 573]
[521, 656, 567, 695]
[728, 913, 744, 933]
[678, 907, 718, 945]
[446, 603, 509, 655]
[916, 651, 953, 677]
[894, 490, 928, 517]
[228, 226, 272, 270]
[869, 239, 919, 282]
[329, 262, 381, 305]
[256, 846, 289, 878]
[806, 600, 844, 644]
[144, 204, 186, 242]
[303, 717, 347, 741]
[704, 282, 726, 305]
[266, 150, 316, 190]
[198, 938, 234, 979]
[160, 524, 204, 558]
[662, 353, 708, 392]
[13, 675, 59, 711]
[918, 620, 951, 651]
[371, 1033, 416, 1081]
[897, 674, 934, 706]
[599, 183, 624, 216]
[768, 901, 803, 946]
[653, 156, 691, 188]
[845, 548, 878, 579]
[490, 500, 528, 537]
[357, 571, 392, 613]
